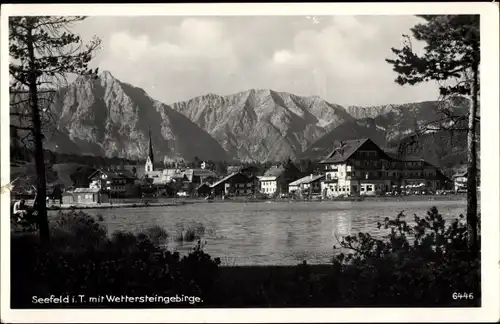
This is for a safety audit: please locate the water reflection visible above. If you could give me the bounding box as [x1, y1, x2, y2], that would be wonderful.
[330, 211, 352, 238]
[49, 200, 466, 266]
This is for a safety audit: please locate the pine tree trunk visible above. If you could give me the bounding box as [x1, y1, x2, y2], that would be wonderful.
[466, 63, 479, 254]
[27, 19, 50, 243]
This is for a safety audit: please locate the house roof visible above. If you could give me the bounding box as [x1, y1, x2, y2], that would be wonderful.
[289, 174, 325, 186]
[193, 169, 217, 177]
[146, 170, 163, 178]
[162, 168, 186, 178]
[320, 138, 371, 164]
[152, 177, 167, 184]
[183, 168, 217, 181]
[95, 170, 119, 179]
[89, 169, 134, 180]
[73, 188, 100, 193]
[453, 170, 468, 178]
[160, 168, 217, 182]
[210, 172, 248, 188]
[259, 176, 278, 181]
[263, 165, 286, 177]
[385, 152, 426, 163]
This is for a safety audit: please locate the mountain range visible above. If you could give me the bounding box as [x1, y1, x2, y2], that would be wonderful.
[10, 71, 470, 167]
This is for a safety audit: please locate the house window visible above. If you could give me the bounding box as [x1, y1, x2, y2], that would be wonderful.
[352, 185, 357, 192]
[367, 185, 373, 191]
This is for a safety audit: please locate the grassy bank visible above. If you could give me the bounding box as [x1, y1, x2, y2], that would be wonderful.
[11, 208, 480, 308]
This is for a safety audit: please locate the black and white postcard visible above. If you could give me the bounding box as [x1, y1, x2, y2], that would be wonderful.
[1, 2, 499, 323]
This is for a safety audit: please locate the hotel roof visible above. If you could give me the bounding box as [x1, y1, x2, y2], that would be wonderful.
[320, 138, 371, 164]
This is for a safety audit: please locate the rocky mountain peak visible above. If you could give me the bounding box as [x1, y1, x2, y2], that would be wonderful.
[44, 73, 229, 162]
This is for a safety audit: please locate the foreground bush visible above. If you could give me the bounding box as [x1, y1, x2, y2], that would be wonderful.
[11, 211, 221, 308]
[330, 207, 481, 306]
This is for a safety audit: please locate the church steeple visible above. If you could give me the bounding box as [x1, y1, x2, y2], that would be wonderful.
[145, 128, 154, 173]
[148, 127, 154, 165]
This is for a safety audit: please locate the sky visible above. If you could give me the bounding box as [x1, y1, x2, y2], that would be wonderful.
[71, 15, 440, 106]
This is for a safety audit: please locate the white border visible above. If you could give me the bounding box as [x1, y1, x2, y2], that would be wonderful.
[1, 2, 499, 323]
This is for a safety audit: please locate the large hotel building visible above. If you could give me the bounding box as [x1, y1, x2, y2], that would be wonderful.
[319, 138, 449, 197]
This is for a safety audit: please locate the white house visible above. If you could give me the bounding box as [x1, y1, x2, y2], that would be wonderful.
[259, 175, 279, 195]
[452, 169, 467, 192]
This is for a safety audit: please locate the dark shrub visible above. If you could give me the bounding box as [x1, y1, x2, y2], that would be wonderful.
[141, 225, 169, 246]
[50, 210, 108, 250]
[330, 207, 481, 306]
[174, 222, 205, 243]
[11, 212, 220, 308]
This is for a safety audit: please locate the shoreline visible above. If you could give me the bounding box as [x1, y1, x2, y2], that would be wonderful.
[43, 194, 467, 210]
[206, 194, 467, 203]
[46, 201, 192, 211]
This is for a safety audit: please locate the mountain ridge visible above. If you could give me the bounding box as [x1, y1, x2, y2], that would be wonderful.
[10, 70, 469, 167]
[11, 70, 230, 163]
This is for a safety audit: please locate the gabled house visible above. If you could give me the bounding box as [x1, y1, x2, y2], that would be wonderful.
[63, 187, 109, 205]
[210, 172, 254, 197]
[184, 168, 218, 185]
[259, 162, 302, 196]
[288, 174, 325, 195]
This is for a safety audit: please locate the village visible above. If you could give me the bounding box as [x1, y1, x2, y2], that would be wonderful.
[12, 136, 469, 209]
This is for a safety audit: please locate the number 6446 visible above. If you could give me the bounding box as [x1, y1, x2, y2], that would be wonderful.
[452, 292, 474, 300]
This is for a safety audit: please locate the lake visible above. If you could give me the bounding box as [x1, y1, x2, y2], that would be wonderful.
[51, 199, 467, 266]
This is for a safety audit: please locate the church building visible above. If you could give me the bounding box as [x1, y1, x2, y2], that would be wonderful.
[144, 129, 162, 181]
[143, 129, 216, 186]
